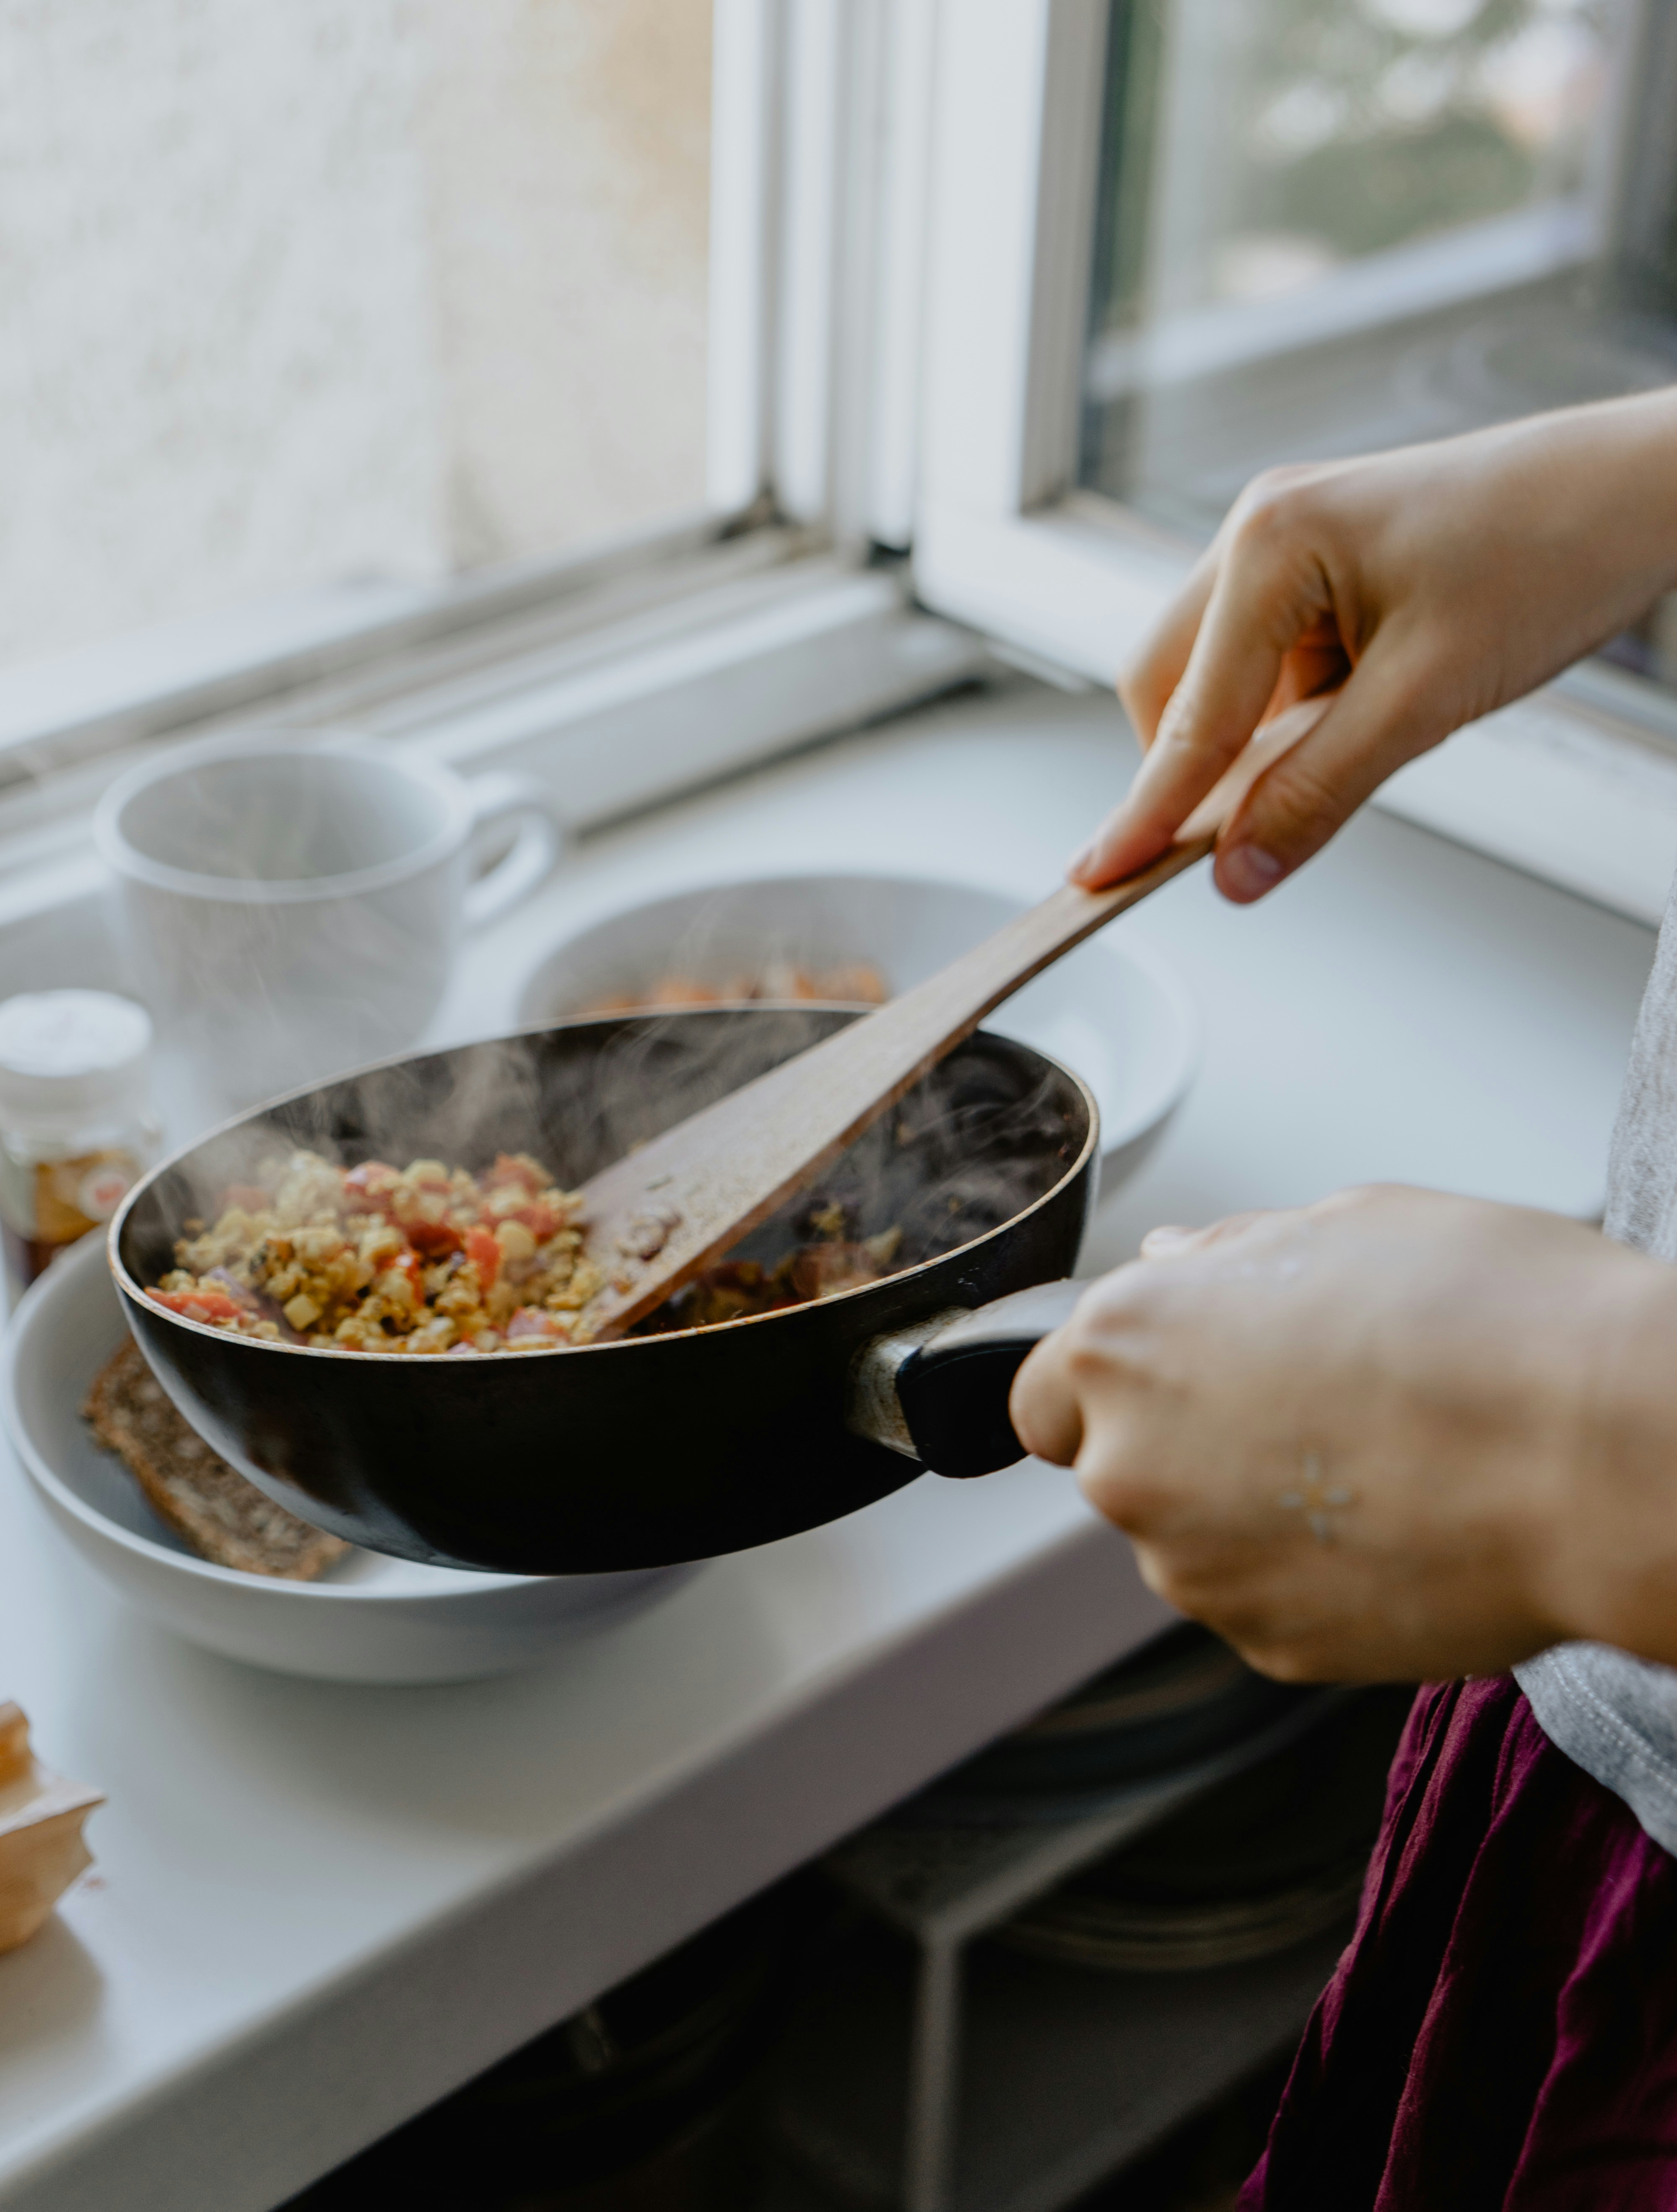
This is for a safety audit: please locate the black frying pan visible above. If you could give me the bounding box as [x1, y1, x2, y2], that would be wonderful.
[110, 1006, 1093, 1574]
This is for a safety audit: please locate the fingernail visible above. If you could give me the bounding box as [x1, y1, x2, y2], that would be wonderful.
[1066, 842, 1097, 881]
[1218, 844, 1286, 902]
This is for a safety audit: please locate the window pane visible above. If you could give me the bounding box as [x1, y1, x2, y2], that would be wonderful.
[0, 1, 711, 670]
[1083, 2, 1671, 551]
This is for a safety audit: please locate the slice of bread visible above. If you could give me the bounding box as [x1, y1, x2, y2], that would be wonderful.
[84, 1339, 349, 1581]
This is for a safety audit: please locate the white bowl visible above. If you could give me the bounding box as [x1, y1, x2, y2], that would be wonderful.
[517, 872, 1200, 1191]
[1, 1236, 698, 1685]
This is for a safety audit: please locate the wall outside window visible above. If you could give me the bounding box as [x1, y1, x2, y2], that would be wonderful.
[0, 0, 711, 671]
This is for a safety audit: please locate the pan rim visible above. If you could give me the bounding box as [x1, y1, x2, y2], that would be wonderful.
[109, 1004, 1100, 1366]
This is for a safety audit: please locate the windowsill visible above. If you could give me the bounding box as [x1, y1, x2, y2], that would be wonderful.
[0, 506, 796, 784]
[0, 543, 988, 1021]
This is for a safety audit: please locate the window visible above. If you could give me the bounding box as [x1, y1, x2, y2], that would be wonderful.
[913, 0, 1677, 926]
[1080, 0, 1677, 689]
[1084, 0, 1632, 537]
[0, 2, 984, 940]
[0, 0, 712, 671]
[10, 0, 1677, 936]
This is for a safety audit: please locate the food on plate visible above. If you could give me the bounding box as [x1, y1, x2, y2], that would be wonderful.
[0, 1702, 104, 1955]
[84, 1339, 349, 1578]
[149, 1149, 601, 1355]
[584, 960, 889, 1013]
[144, 1147, 917, 1354]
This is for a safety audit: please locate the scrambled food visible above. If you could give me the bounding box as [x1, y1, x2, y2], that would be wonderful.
[643, 1207, 902, 1332]
[149, 1150, 603, 1355]
[148, 1151, 907, 1354]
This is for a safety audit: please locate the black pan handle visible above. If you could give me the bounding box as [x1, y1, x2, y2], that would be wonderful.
[847, 1279, 1087, 1479]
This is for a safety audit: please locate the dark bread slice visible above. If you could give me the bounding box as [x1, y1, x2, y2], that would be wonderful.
[83, 1339, 349, 1581]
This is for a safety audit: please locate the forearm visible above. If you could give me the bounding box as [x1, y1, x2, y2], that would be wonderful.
[1466, 390, 1677, 686]
[1080, 387, 1677, 900]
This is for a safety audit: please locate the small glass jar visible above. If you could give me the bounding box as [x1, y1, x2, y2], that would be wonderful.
[0, 991, 161, 1306]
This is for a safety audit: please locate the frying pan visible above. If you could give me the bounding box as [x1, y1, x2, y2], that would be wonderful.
[111, 1007, 1093, 1574]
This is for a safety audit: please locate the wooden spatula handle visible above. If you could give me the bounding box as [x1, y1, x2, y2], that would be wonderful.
[576, 833, 1215, 1339]
[860, 835, 1216, 1062]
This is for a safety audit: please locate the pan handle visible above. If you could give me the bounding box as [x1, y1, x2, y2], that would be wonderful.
[847, 1279, 1087, 1479]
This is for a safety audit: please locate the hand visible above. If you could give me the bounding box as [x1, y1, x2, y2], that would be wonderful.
[1070, 391, 1677, 904]
[1010, 1186, 1677, 1683]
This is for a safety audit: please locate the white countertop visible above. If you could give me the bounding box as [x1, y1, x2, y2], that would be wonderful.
[0, 681, 1657, 2212]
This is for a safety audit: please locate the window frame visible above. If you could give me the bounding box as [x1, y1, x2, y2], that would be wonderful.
[908, 0, 1677, 928]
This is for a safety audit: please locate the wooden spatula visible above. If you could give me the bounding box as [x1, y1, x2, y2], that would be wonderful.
[573, 830, 1213, 1340]
[572, 703, 1325, 1336]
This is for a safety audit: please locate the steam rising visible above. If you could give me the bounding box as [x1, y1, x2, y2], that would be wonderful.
[106, 741, 467, 1120]
[120, 1006, 1086, 1313]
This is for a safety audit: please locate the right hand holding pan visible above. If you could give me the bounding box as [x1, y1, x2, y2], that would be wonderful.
[1069, 390, 1677, 905]
[1008, 1186, 1677, 1684]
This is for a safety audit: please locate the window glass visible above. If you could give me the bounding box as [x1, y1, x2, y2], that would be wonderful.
[0, 0, 711, 671]
[1082, 2, 1677, 620]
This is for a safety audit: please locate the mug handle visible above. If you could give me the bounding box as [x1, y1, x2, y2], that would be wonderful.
[462, 771, 566, 928]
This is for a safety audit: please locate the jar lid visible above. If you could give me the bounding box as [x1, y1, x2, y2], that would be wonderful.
[0, 991, 153, 1131]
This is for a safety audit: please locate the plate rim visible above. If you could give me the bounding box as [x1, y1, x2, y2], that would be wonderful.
[1, 1234, 553, 1605]
[511, 864, 1203, 1158]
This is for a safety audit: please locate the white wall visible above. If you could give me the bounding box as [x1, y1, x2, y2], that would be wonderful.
[421, 0, 711, 567]
[0, 0, 711, 668]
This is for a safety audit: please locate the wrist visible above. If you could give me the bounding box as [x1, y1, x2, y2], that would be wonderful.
[1534, 1241, 1677, 1662]
[1498, 393, 1677, 632]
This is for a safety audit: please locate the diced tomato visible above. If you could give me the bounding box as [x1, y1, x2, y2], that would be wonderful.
[464, 1225, 501, 1290]
[405, 1218, 463, 1258]
[221, 1183, 271, 1214]
[148, 1288, 246, 1323]
[505, 1306, 564, 1342]
[343, 1161, 400, 1212]
[486, 1153, 546, 1193]
[507, 1201, 561, 1241]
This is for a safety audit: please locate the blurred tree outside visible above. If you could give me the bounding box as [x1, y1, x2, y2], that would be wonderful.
[1096, 0, 1613, 331]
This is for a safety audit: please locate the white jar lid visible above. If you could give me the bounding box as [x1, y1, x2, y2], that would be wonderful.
[0, 991, 153, 1132]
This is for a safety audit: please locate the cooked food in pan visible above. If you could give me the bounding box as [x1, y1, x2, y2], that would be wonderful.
[582, 960, 889, 1013]
[145, 1148, 911, 1354]
[639, 1211, 903, 1333]
[85, 1338, 348, 1577]
[148, 1149, 603, 1354]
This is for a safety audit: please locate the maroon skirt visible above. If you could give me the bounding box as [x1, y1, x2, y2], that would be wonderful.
[1238, 1673, 1677, 2210]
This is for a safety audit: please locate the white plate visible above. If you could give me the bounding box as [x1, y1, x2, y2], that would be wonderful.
[1, 1235, 698, 1685]
[516, 871, 1201, 1193]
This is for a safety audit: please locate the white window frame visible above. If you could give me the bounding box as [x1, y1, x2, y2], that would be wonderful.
[907, 0, 1677, 928]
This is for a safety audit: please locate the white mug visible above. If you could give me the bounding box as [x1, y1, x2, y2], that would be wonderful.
[93, 734, 564, 1115]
